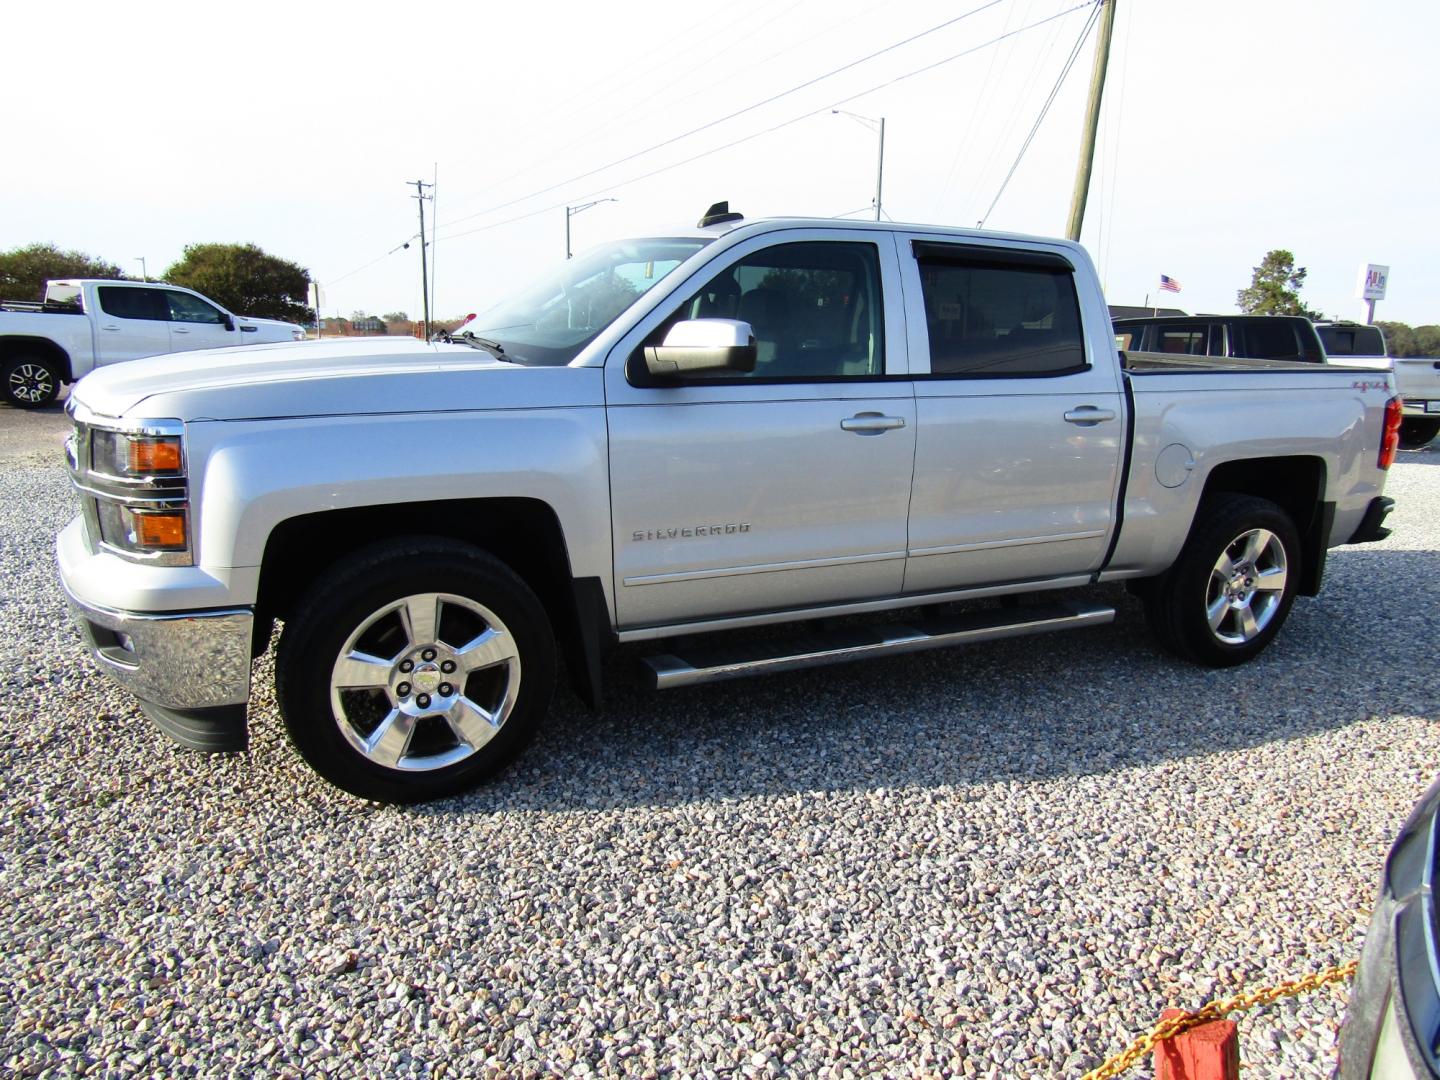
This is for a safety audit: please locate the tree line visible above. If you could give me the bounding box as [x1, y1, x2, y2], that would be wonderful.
[0, 242, 313, 324]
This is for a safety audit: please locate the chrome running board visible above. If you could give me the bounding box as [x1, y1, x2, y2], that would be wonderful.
[642, 600, 1115, 690]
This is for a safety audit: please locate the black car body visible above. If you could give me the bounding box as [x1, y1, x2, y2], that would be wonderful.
[1112, 314, 1325, 363]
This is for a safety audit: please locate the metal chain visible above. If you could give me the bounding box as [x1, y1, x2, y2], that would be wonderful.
[1079, 959, 1358, 1080]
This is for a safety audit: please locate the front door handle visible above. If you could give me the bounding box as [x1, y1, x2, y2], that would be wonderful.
[172, 327, 191, 334]
[841, 413, 906, 434]
[100, 324, 121, 332]
[1064, 406, 1117, 426]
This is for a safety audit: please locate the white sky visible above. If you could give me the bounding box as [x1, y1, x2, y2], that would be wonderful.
[7, 0, 1438, 324]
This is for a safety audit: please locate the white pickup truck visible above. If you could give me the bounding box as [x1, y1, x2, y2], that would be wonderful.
[56, 207, 1402, 802]
[1, 279, 305, 408]
[1315, 321, 1440, 449]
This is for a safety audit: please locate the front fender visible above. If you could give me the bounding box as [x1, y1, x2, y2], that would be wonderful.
[188, 406, 613, 600]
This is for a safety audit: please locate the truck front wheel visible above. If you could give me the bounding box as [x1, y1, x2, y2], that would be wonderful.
[275, 538, 556, 802]
[1143, 494, 1300, 667]
[3, 356, 61, 408]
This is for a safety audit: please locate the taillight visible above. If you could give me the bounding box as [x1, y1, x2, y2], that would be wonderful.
[1379, 396, 1404, 469]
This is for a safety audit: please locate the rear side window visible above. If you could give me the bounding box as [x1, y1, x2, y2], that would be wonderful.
[97, 287, 170, 321]
[1234, 320, 1302, 361]
[915, 244, 1086, 377]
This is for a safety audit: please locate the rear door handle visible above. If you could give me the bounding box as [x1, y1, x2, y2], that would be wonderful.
[841, 413, 906, 434]
[1064, 406, 1117, 426]
[172, 327, 191, 334]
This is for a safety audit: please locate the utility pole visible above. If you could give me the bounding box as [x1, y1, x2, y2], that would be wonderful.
[832, 110, 886, 221]
[135, 257, 148, 282]
[1065, 0, 1117, 243]
[409, 179, 433, 338]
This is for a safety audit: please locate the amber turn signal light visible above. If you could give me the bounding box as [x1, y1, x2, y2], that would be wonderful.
[132, 512, 187, 550]
[127, 437, 183, 475]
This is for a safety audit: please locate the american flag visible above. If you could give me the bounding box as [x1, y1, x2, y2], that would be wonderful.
[1159, 274, 1182, 293]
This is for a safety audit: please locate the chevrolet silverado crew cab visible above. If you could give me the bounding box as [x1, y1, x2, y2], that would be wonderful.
[57, 205, 1402, 802]
[1, 279, 305, 408]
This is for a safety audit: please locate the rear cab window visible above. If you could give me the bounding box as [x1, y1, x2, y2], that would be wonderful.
[1318, 324, 1386, 357]
[44, 283, 84, 311]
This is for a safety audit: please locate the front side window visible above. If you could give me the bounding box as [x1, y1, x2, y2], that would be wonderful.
[97, 287, 169, 322]
[652, 241, 884, 380]
[463, 237, 710, 366]
[166, 291, 226, 324]
[917, 247, 1086, 376]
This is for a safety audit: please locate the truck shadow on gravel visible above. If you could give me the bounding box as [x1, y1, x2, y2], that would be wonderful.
[403, 546, 1440, 817]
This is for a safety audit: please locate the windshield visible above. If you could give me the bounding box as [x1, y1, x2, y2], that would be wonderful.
[461, 237, 711, 366]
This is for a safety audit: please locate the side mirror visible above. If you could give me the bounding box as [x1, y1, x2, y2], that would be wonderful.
[644, 318, 756, 377]
[222, 314, 236, 331]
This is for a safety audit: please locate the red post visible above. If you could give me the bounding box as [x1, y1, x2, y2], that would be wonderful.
[1152, 1009, 1240, 1080]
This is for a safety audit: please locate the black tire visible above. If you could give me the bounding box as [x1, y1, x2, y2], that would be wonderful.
[2, 355, 62, 408]
[275, 537, 556, 802]
[1143, 493, 1301, 667]
[1399, 417, 1440, 450]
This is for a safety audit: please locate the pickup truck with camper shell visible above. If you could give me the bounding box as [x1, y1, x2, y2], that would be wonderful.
[57, 204, 1403, 802]
[1114, 313, 1440, 448]
[1, 279, 305, 409]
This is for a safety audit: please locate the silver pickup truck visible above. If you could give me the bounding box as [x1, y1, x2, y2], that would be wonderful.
[56, 208, 1402, 802]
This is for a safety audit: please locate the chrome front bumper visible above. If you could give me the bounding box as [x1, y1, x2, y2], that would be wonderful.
[63, 587, 253, 711]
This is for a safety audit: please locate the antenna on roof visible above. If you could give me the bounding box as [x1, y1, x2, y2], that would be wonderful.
[698, 201, 744, 228]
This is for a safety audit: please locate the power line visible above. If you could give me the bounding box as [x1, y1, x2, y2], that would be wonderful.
[977, 1, 1100, 228]
[435, 0, 1013, 233]
[435, 3, 1088, 247]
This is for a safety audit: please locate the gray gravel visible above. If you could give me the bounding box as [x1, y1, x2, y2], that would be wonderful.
[2, 408, 1437, 1078]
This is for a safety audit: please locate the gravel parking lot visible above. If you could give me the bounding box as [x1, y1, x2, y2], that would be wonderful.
[2, 404, 1437, 1078]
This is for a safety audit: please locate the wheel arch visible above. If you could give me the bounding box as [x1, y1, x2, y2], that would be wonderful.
[0, 335, 73, 382]
[256, 498, 612, 708]
[1198, 455, 1329, 596]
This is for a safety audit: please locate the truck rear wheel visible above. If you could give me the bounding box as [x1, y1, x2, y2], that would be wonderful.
[2, 355, 61, 408]
[1143, 494, 1300, 667]
[275, 538, 556, 802]
[1399, 417, 1440, 449]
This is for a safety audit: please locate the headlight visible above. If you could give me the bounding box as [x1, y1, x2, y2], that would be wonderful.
[66, 406, 192, 566]
[292, 328, 306, 341]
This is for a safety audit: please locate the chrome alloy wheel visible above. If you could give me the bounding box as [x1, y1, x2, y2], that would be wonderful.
[1205, 527, 1288, 645]
[8, 362, 55, 404]
[328, 592, 521, 771]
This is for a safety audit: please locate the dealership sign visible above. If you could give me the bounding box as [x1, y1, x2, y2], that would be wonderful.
[1356, 264, 1389, 301]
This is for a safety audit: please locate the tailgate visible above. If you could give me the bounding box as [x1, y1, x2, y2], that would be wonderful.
[1394, 358, 1440, 409]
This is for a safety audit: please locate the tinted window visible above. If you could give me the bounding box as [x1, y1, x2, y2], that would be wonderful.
[1235, 320, 1301, 360]
[1156, 328, 1208, 355]
[166, 291, 226, 324]
[44, 283, 83, 310]
[661, 241, 884, 379]
[97, 287, 169, 321]
[1318, 325, 1386, 357]
[919, 254, 1086, 376]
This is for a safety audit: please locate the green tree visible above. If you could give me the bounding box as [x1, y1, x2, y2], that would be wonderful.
[163, 243, 313, 323]
[381, 310, 409, 323]
[1375, 321, 1440, 358]
[1236, 250, 1324, 319]
[0, 243, 128, 301]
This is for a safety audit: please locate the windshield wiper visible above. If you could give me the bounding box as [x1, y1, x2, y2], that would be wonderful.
[452, 332, 511, 362]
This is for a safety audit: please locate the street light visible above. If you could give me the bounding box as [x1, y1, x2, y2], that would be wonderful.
[565, 198, 618, 259]
[135, 257, 148, 282]
[831, 110, 885, 221]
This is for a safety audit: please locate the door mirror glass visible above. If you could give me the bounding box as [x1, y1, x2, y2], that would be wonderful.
[644, 318, 757, 377]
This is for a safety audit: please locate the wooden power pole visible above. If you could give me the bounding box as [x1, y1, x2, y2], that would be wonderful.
[1065, 0, 1118, 242]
